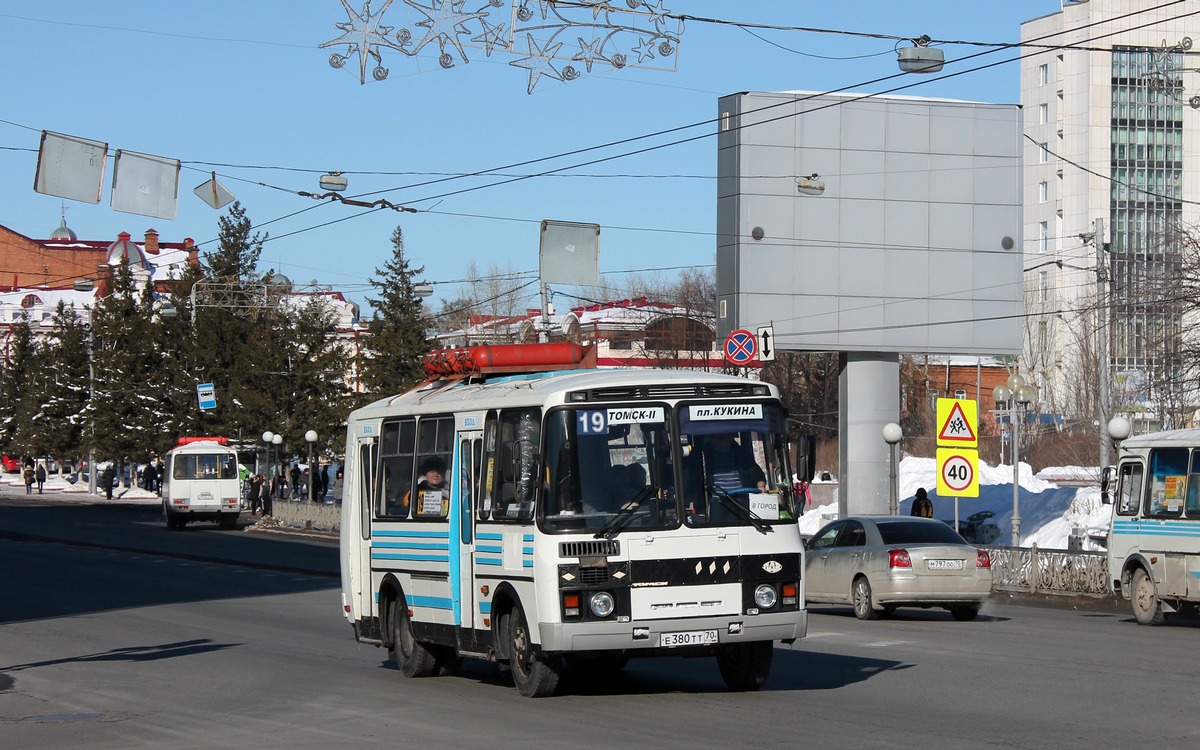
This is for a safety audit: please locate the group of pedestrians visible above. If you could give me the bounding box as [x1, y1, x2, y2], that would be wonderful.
[21, 457, 46, 494]
[244, 462, 342, 516]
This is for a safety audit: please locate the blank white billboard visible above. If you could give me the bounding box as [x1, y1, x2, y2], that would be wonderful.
[716, 91, 1023, 356]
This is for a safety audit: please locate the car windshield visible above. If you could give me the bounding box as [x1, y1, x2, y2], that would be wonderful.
[877, 520, 968, 546]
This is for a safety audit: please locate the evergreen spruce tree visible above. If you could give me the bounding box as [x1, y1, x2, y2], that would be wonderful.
[87, 257, 162, 463]
[180, 201, 282, 445]
[36, 302, 92, 464]
[361, 226, 431, 397]
[0, 319, 39, 452]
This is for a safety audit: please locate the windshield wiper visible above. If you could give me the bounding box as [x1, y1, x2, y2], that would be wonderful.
[711, 485, 772, 535]
[595, 485, 656, 540]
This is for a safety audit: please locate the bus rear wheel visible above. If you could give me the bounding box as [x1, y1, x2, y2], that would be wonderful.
[717, 641, 773, 691]
[1131, 567, 1165, 626]
[389, 598, 437, 677]
[508, 607, 561, 697]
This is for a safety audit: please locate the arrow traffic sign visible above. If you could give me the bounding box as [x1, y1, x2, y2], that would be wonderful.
[756, 325, 775, 361]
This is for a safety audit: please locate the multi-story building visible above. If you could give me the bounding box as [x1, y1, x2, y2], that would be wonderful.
[1022, 0, 1199, 431]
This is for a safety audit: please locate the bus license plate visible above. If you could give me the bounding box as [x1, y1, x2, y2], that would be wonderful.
[927, 559, 963, 570]
[659, 630, 718, 647]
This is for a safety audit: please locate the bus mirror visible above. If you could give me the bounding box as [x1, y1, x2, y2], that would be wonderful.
[1100, 465, 1115, 505]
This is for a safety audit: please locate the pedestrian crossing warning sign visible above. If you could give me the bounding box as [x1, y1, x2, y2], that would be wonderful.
[936, 398, 977, 447]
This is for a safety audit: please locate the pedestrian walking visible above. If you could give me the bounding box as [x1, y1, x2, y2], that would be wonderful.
[101, 463, 115, 500]
[320, 463, 330, 500]
[35, 462, 46, 494]
[23, 463, 35, 494]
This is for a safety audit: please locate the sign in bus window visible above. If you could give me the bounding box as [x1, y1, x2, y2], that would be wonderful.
[1148, 447, 1188, 517]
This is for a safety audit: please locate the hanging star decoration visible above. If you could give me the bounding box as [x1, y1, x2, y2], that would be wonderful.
[319, 0, 683, 93]
[1144, 37, 1200, 109]
[319, 0, 407, 83]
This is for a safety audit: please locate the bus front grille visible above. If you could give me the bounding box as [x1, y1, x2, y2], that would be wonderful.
[559, 540, 620, 558]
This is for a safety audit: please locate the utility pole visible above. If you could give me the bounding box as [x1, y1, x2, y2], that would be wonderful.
[1095, 217, 1110, 471]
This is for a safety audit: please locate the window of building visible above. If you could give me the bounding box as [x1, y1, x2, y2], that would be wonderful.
[1038, 142, 1049, 163]
[1039, 181, 1048, 203]
[1039, 103, 1048, 124]
[1039, 270, 1049, 301]
[1039, 221, 1049, 253]
[1039, 64, 1048, 85]
[954, 389, 967, 400]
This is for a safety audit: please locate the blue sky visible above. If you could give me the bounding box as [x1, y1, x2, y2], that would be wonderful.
[0, 1, 1063, 311]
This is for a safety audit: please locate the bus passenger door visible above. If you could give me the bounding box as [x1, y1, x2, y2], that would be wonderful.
[348, 435, 377, 623]
[452, 430, 484, 635]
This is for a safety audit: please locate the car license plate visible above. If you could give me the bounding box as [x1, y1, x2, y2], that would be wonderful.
[660, 630, 718, 647]
[927, 559, 964, 570]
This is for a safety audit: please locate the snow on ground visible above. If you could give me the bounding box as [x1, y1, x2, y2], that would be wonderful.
[798, 455, 1110, 549]
[3, 455, 1113, 549]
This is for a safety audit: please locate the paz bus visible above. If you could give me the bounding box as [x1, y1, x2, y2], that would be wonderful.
[1105, 422, 1200, 625]
[162, 436, 242, 530]
[339, 343, 806, 696]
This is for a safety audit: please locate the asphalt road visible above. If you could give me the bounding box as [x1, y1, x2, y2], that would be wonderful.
[2, 489, 1199, 749]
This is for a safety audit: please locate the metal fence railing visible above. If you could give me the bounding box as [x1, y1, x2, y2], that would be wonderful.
[983, 545, 1110, 597]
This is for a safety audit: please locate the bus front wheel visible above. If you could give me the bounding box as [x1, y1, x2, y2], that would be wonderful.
[389, 598, 437, 676]
[1131, 567, 1165, 626]
[507, 607, 561, 697]
[717, 641, 773, 691]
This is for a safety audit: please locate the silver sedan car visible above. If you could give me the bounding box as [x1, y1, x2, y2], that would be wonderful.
[804, 516, 992, 621]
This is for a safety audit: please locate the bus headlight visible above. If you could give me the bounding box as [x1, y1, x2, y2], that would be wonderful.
[753, 584, 778, 610]
[589, 591, 615, 618]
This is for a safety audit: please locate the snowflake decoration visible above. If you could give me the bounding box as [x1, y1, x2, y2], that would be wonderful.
[320, 0, 684, 92]
[1143, 37, 1200, 109]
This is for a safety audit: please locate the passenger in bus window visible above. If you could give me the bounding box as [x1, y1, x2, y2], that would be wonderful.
[407, 456, 449, 517]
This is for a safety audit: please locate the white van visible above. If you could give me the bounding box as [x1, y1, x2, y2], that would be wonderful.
[163, 437, 242, 530]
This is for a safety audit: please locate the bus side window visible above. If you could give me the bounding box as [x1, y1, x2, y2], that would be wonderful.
[1147, 447, 1187, 517]
[1117, 464, 1143, 516]
[1188, 448, 1200, 517]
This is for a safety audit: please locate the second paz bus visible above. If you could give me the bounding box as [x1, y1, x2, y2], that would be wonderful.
[339, 343, 806, 696]
[1104, 422, 1200, 626]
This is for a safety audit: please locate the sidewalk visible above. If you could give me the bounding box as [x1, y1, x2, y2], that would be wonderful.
[0, 469, 162, 505]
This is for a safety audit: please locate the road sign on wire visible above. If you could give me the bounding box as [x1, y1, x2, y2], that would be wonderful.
[723, 329, 757, 365]
[936, 447, 979, 497]
[936, 398, 978, 447]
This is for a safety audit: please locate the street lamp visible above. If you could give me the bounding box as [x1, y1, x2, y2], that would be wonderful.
[305, 430, 318, 502]
[882, 422, 903, 516]
[262, 431, 274, 478]
[994, 373, 1037, 547]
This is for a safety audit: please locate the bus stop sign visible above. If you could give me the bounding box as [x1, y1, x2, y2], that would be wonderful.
[197, 383, 217, 411]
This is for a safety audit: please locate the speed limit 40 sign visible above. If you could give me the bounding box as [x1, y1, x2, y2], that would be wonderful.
[936, 447, 979, 497]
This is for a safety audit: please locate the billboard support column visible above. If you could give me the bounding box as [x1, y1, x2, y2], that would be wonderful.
[838, 353, 900, 517]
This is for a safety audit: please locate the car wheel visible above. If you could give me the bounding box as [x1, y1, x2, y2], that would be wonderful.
[949, 605, 980, 621]
[852, 577, 879, 620]
[1131, 567, 1165, 626]
[388, 597, 437, 677]
[716, 641, 773, 691]
[508, 607, 561, 697]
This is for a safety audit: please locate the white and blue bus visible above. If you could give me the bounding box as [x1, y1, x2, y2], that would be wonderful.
[1105, 425, 1200, 625]
[339, 343, 806, 696]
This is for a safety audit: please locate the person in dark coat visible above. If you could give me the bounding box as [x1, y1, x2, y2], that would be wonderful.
[101, 463, 115, 500]
[911, 487, 933, 517]
[35, 462, 46, 494]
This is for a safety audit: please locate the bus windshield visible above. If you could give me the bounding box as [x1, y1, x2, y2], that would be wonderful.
[541, 405, 675, 533]
[678, 402, 795, 526]
[539, 401, 795, 532]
